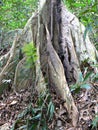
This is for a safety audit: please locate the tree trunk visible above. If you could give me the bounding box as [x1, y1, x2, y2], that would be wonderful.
[0, 0, 98, 127]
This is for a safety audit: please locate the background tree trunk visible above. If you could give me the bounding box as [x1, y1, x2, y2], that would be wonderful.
[0, 0, 98, 127]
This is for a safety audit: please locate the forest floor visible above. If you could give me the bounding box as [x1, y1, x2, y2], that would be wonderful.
[0, 84, 98, 130]
[0, 39, 98, 129]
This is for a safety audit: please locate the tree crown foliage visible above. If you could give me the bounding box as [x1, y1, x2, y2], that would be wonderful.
[64, 0, 98, 46]
[0, 0, 97, 33]
[0, 0, 38, 31]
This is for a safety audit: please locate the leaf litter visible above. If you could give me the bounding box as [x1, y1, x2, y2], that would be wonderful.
[0, 84, 98, 130]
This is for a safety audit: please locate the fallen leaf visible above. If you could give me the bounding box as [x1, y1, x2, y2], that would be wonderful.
[9, 100, 18, 105]
[0, 123, 10, 130]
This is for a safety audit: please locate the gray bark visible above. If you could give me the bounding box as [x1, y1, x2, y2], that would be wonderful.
[0, 0, 97, 127]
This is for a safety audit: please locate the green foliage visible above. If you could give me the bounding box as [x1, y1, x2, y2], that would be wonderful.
[11, 91, 55, 130]
[71, 72, 92, 93]
[91, 73, 98, 82]
[63, 0, 98, 26]
[22, 42, 38, 99]
[63, 0, 98, 47]
[92, 113, 98, 128]
[0, 0, 38, 31]
[71, 67, 98, 93]
[22, 42, 38, 68]
[47, 101, 54, 121]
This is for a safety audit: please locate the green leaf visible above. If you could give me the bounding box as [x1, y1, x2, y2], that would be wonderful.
[31, 108, 41, 116]
[83, 72, 92, 82]
[71, 83, 81, 93]
[47, 101, 54, 120]
[78, 72, 84, 82]
[29, 122, 38, 130]
[17, 104, 32, 119]
[22, 42, 38, 68]
[73, 3, 85, 7]
[92, 73, 98, 81]
[37, 96, 44, 106]
[91, 64, 98, 67]
[31, 113, 41, 120]
[42, 119, 48, 130]
[92, 114, 98, 128]
[81, 84, 91, 90]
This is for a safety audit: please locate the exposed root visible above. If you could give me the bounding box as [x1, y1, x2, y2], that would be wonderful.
[46, 25, 79, 126]
[0, 37, 18, 85]
[0, 0, 98, 127]
[13, 57, 26, 91]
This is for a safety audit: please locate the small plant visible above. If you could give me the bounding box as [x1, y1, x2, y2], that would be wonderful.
[71, 71, 92, 93]
[11, 43, 54, 129]
[22, 42, 38, 68]
[92, 113, 98, 129]
[11, 91, 55, 130]
[71, 66, 98, 93]
[22, 42, 38, 100]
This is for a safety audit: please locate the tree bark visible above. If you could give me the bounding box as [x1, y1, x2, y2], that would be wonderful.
[0, 0, 98, 127]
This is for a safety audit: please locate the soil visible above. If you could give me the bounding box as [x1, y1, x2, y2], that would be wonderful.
[0, 84, 98, 130]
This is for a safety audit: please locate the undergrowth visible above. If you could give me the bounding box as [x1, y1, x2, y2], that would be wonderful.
[11, 43, 54, 130]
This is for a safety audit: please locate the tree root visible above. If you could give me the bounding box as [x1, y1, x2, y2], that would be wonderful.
[0, 0, 98, 127]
